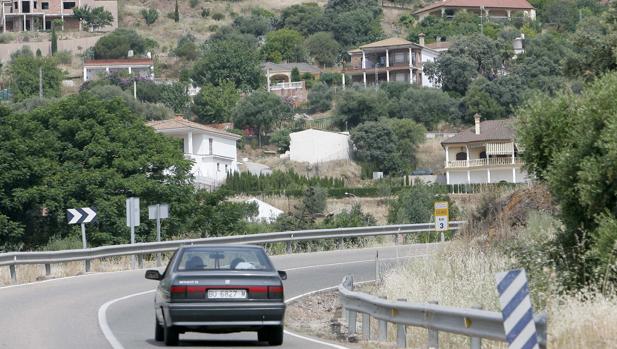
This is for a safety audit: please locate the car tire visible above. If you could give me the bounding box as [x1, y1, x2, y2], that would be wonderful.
[259, 326, 283, 346]
[154, 318, 164, 342]
[164, 325, 179, 346]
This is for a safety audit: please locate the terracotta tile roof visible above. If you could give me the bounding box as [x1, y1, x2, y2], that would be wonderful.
[263, 62, 321, 74]
[84, 58, 154, 66]
[359, 37, 415, 49]
[415, 0, 534, 14]
[441, 119, 515, 145]
[147, 116, 241, 139]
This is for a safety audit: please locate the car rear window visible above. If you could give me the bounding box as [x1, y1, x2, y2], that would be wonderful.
[176, 248, 273, 271]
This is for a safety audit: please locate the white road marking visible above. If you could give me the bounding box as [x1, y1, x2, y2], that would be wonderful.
[98, 289, 156, 349]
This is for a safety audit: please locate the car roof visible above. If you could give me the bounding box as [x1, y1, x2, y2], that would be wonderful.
[178, 244, 265, 251]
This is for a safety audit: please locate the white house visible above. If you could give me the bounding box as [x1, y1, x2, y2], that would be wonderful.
[441, 115, 529, 185]
[245, 198, 283, 223]
[148, 116, 241, 189]
[83, 58, 154, 82]
[289, 129, 351, 164]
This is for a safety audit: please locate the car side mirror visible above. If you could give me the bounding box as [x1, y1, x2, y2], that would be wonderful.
[278, 270, 287, 280]
[145, 269, 163, 281]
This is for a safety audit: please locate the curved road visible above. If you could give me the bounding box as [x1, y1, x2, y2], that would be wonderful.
[0, 243, 437, 349]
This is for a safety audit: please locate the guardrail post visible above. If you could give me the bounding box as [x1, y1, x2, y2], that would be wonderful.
[9, 264, 16, 283]
[470, 305, 482, 349]
[536, 312, 548, 349]
[156, 253, 162, 268]
[427, 300, 439, 349]
[138, 254, 144, 269]
[85, 259, 91, 273]
[45, 263, 51, 276]
[396, 298, 407, 348]
[348, 310, 357, 336]
[362, 312, 371, 340]
[378, 295, 387, 342]
[286, 241, 292, 254]
[338, 237, 344, 249]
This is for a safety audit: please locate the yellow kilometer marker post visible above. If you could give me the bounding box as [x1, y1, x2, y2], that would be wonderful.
[434, 201, 449, 233]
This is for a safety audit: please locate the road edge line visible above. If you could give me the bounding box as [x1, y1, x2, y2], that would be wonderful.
[98, 289, 156, 349]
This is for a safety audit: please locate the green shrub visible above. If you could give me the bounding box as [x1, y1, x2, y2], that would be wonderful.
[190, 0, 199, 8]
[208, 24, 219, 31]
[201, 8, 210, 18]
[0, 33, 15, 44]
[212, 12, 225, 21]
[53, 50, 73, 64]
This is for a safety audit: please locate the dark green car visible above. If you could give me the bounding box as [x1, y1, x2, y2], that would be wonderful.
[145, 245, 287, 346]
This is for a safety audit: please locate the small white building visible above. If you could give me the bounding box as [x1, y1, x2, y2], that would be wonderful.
[289, 129, 351, 164]
[83, 58, 154, 82]
[441, 115, 529, 185]
[148, 116, 241, 189]
[245, 198, 283, 223]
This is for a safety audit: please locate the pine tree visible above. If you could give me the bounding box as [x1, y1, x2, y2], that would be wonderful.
[51, 26, 58, 55]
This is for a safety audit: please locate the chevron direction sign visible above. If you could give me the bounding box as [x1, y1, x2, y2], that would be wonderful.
[496, 269, 539, 349]
[67, 207, 97, 225]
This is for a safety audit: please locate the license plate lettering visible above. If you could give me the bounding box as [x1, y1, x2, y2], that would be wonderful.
[207, 289, 247, 299]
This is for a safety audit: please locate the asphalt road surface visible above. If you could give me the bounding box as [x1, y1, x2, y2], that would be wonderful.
[0, 243, 439, 349]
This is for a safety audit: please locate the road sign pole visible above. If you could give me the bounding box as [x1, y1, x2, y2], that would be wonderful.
[81, 223, 87, 249]
[156, 204, 162, 267]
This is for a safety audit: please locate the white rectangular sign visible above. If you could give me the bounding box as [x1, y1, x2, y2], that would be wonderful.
[126, 197, 140, 227]
[148, 204, 169, 220]
[435, 216, 448, 231]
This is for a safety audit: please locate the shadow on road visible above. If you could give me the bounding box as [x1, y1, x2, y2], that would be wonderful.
[145, 339, 269, 347]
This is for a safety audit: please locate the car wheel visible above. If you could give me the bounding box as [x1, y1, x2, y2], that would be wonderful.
[260, 326, 283, 346]
[164, 325, 179, 346]
[154, 318, 164, 341]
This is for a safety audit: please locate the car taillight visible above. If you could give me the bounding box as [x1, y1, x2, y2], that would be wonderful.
[268, 286, 284, 299]
[170, 285, 187, 299]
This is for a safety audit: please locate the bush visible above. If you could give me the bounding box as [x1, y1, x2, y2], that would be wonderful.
[0, 33, 15, 44]
[221, 170, 345, 194]
[174, 34, 198, 60]
[212, 12, 225, 21]
[208, 24, 219, 31]
[307, 82, 332, 113]
[140, 8, 158, 26]
[270, 128, 291, 153]
[190, 0, 199, 8]
[53, 51, 72, 64]
[201, 8, 210, 18]
[93, 29, 145, 59]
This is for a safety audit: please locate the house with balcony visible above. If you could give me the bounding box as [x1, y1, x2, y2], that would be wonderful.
[343, 37, 440, 88]
[263, 62, 321, 105]
[147, 116, 241, 190]
[1, 0, 117, 32]
[413, 0, 535, 22]
[441, 115, 528, 185]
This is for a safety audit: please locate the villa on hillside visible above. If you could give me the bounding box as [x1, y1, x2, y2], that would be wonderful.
[147, 116, 241, 190]
[441, 115, 529, 185]
[343, 37, 440, 88]
[263, 62, 321, 105]
[83, 58, 154, 81]
[413, 0, 536, 21]
[1, 0, 117, 32]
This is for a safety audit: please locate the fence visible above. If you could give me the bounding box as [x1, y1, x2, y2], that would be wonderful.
[0, 221, 464, 283]
[338, 275, 547, 348]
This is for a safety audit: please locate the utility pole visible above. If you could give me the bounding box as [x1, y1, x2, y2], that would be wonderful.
[39, 66, 43, 98]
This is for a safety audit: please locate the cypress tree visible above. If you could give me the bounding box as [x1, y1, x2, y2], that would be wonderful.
[174, 0, 180, 22]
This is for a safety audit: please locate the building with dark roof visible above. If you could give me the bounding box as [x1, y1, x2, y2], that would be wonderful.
[441, 115, 529, 184]
[414, 0, 535, 21]
[263, 62, 322, 106]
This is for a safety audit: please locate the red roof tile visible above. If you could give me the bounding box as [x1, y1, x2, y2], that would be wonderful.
[441, 119, 516, 145]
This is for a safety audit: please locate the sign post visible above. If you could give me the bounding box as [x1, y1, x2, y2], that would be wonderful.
[434, 201, 449, 241]
[126, 197, 140, 269]
[496, 269, 539, 349]
[148, 203, 169, 267]
[67, 207, 97, 272]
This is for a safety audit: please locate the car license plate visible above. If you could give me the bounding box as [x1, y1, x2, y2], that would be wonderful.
[207, 289, 247, 299]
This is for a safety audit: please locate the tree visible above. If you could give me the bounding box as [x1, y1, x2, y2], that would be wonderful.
[270, 128, 291, 153]
[387, 183, 435, 224]
[50, 20, 62, 55]
[174, 34, 198, 60]
[290, 67, 301, 82]
[279, 3, 327, 36]
[174, 0, 180, 22]
[73, 5, 113, 32]
[9, 55, 64, 102]
[192, 81, 240, 123]
[232, 91, 292, 146]
[351, 121, 403, 174]
[424, 55, 476, 96]
[322, 203, 376, 228]
[381, 118, 426, 170]
[329, 8, 383, 48]
[93, 29, 146, 59]
[462, 75, 524, 121]
[305, 32, 341, 67]
[517, 72, 617, 286]
[232, 11, 273, 36]
[335, 88, 388, 128]
[141, 8, 159, 26]
[261, 29, 307, 63]
[564, 16, 617, 80]
[389, 87, 462, 128]
[307, 82, 333, 113]
[301, 186, 327, 216]
[191, 39, 263, 91]
[136, 81, 190, 114]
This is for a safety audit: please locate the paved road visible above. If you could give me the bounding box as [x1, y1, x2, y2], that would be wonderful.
[0, 243, 438, 349]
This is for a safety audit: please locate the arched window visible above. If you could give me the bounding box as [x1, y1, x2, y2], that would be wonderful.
[455, 152, 467, 161]
[479, 151, 487, 159]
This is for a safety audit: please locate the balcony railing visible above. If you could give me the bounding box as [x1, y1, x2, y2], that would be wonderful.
[445, 157, 523, 168]
[269, 81, 304, 90]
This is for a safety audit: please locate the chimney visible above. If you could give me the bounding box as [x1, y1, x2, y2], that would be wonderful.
[474, 113, 481, 135]
[418, 33, 425, 46]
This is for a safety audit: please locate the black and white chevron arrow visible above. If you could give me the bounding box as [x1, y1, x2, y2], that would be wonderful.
[67, 207, 97, 225]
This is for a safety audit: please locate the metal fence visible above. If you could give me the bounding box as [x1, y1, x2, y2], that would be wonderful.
[338, 275, 547, 349]
[0, 221, 464, 283]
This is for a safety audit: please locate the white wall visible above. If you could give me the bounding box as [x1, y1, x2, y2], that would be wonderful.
[289, 129, 350, 164]
[421, 48, 439, 88]
[446, 167, 527, 184]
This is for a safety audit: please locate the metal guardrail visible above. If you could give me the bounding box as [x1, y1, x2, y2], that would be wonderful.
[338, 275, 547, 349]
[0, 221, 464, 283]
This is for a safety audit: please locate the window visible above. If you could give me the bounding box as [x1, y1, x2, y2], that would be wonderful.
[63, 1, 75, 9]
[479, 151, 487, 159]
[14, 2, 18, 10]
[176, 248, 273, 271]
[42, 2, 48, 9]
[217, 163, 220, 171]
[209, 138, 213, 155]
[455, 152, 467, 161]
[33, 1, 37, 9]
